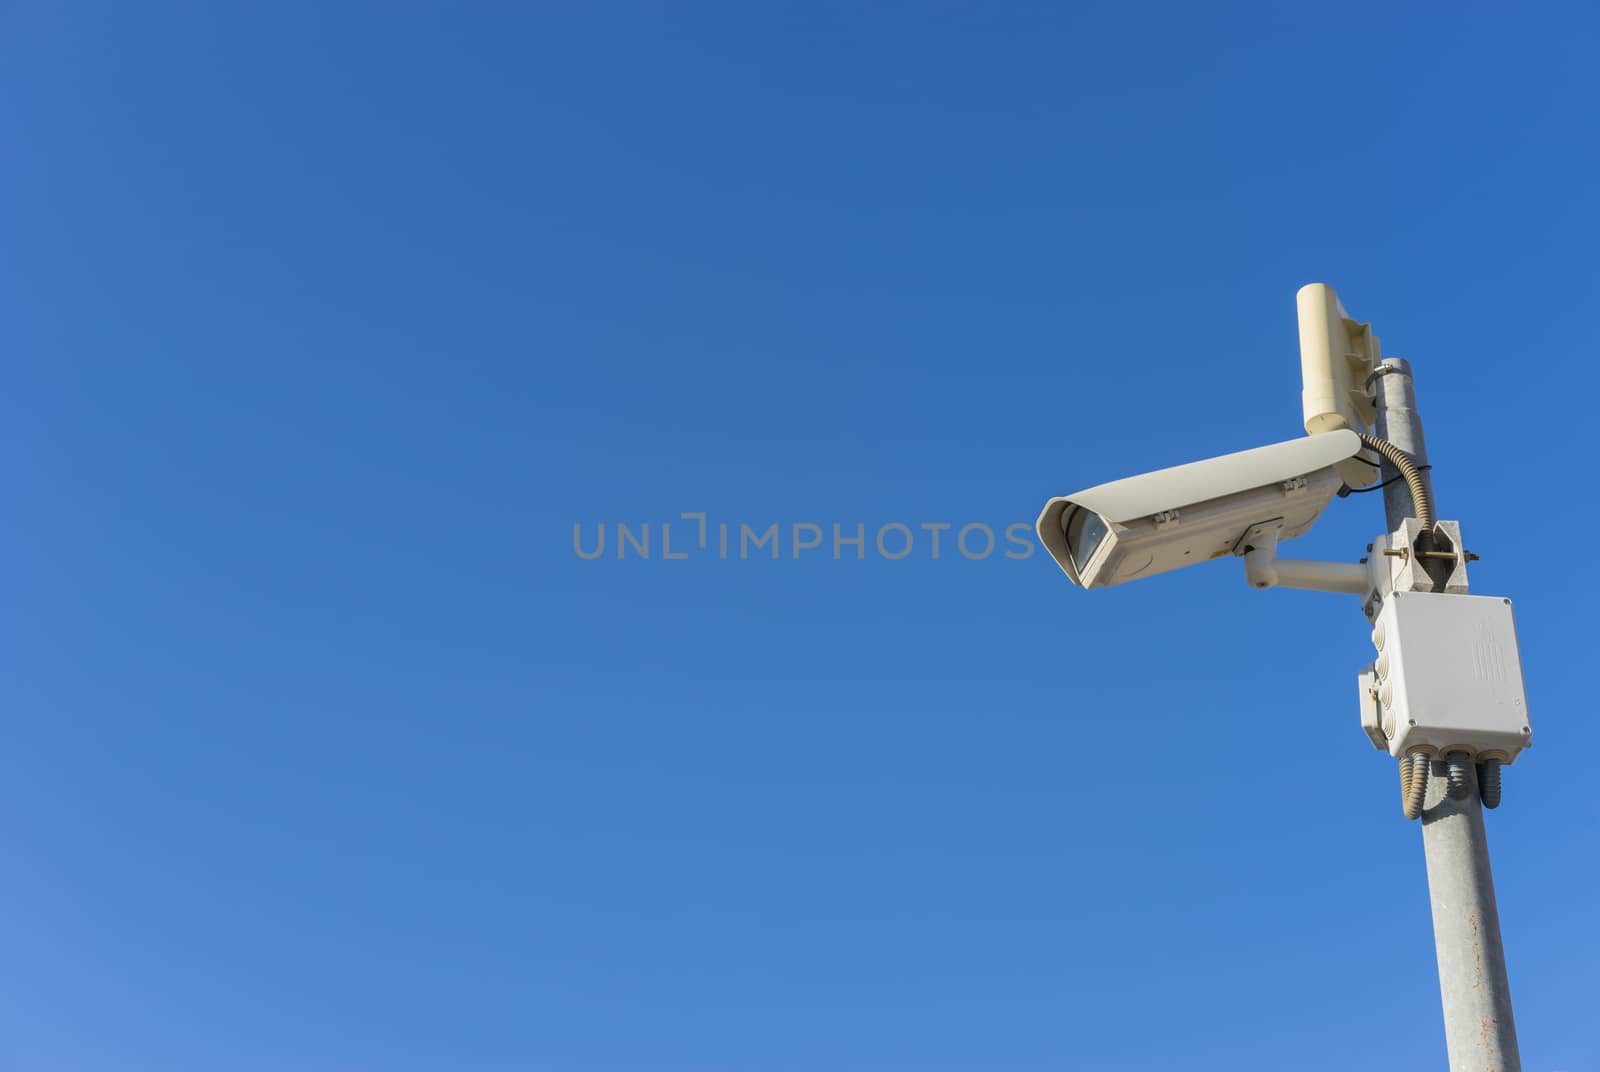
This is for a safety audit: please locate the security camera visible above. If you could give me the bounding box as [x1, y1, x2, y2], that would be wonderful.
[1036, 429, 1371, 588]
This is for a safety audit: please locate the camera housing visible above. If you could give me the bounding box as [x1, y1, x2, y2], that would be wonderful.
[1036, 430, 1368, 588]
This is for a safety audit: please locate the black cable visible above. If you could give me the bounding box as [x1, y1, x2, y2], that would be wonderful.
[1340, 475, 1402, 496]
[1336, 465, 1431, 497]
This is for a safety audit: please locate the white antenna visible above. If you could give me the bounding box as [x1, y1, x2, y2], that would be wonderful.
[1296, 282, 1381, 487]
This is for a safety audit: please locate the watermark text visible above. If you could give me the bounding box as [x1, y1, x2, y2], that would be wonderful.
[573, 513, 1037, 562]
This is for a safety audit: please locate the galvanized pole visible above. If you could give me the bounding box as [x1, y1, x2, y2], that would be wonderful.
[1374, 357, 1520, 1072]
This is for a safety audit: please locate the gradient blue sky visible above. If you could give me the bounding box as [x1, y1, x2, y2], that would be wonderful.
[5, 3, 1599, 1070]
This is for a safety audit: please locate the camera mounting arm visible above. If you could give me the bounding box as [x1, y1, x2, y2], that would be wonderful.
[1239, 526, 1368, 595]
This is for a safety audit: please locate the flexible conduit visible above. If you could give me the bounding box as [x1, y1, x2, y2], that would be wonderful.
[1357, 432, 1434, 528]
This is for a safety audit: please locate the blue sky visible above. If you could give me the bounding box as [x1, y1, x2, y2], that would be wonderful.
[5, 3, 1599, 1069]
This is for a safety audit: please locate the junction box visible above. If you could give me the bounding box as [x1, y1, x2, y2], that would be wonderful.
[1361, 591, 1532, 762]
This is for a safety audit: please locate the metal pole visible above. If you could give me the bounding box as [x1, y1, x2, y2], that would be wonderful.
[1374, 357, 1520, 1072]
